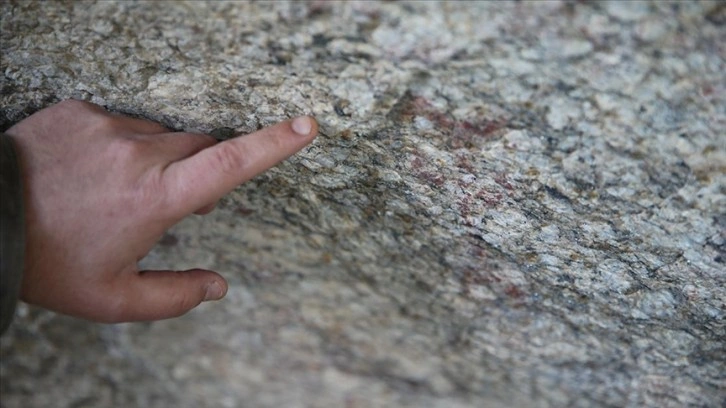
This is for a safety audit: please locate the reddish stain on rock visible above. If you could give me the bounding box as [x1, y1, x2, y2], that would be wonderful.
[457, 187, 504, 222]
[460, 118, 506, 137]
[392, 91, 507, 148]
[450, 118, 507, 149]
[504, 285, 524, 298]
[494, 173, 514, 190]
[467, 244, 486, 259]
[410, 156, 424, 170]
[455, 154, 475, 173]
[409, 152, 447, 188]
[459, 267, 500, 299]
[418, 171, 445, 188]
[458, 197, 473, 219]
[462, 267, 501, 286]
[475, 189, 503, 206]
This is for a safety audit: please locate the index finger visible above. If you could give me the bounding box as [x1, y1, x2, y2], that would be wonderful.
[162, 116, 317, 217]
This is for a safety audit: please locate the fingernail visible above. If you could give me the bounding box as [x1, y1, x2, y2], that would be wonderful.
[204, 281, 224, 301]
[291, 116, 312, 136]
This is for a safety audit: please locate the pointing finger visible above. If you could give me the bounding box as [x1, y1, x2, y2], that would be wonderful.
[162, 117, 317, 218]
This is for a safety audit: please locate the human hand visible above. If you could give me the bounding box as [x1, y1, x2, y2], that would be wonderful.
[5, 100, 317, 323]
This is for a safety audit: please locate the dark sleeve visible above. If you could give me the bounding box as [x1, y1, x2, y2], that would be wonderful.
[0, 132, 25, 335]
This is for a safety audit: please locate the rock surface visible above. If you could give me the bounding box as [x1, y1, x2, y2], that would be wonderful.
[1, 1, 724, 407]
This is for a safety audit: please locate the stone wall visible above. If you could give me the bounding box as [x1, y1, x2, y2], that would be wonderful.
[1, 1, 724, 407]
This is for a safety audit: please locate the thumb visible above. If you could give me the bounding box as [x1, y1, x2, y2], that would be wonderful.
[118, 269, 228, 321]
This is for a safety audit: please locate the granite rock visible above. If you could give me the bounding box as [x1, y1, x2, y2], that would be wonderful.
[1, 1, 724, 407]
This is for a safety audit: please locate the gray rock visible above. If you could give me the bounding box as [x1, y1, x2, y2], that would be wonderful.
[1, 1, 724, 407]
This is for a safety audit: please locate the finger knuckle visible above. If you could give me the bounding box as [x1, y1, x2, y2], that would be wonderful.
[270, 133, 287, 151]
[110, 137, 148, 161]
[137, 170, 170, 214]
[168, 288, 201, 317]
[212, 143, 249, 176]
[101, 294, 131, 323]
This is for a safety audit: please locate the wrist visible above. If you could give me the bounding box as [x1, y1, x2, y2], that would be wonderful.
[0, 132, 26, 334]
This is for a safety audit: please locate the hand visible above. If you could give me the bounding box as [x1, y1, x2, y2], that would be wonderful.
[5, 100, 317, 323]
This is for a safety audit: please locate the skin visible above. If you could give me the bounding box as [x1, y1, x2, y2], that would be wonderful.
[5, 99, 318, 323]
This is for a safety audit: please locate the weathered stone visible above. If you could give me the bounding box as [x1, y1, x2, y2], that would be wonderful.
[1, 1, 724, 407]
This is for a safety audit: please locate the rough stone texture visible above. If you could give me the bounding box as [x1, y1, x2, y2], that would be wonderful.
[1, 1, 725, 407]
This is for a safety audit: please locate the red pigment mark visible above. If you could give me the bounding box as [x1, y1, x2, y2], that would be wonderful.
[418, 171, 445, 187]
[460, 267, 502, 299]
[399, 93, 507, 148]
[410, 155, 424, 170]
[410, 151, 448, 188]
[411, 95, 434, 111]
[494, 173, 514, 190]
[504, 285, 524, 298]
[457, 187, 504, 222]
[423, 106, 456, 130]
[460, 119, 505, 136]
[455, 154, 475, 173]
[458, 195, 473, 219]
[475, 189, 503, 206]
[467, 244, 486, 259]
[462, 268, 501, 286]
[457, 118, 506, 149]
[457, 177, 473, 189]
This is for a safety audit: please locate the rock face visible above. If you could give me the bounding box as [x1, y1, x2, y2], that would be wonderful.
[1, 1, 724, 407]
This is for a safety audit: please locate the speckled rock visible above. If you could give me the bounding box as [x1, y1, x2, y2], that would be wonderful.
[1, 1, 724, 407]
